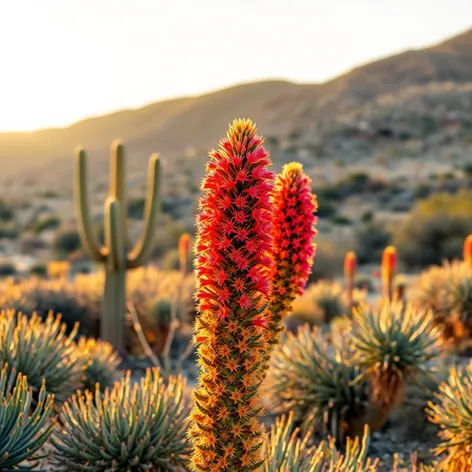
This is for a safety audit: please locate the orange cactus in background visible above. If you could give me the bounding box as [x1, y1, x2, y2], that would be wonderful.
[344, 251, 357, 310]
[344, 251, 357, 278]
[268, 162, 317, 346]
[188, 119, 273, 471]
[464, 234, 472, 268]
[381, 245, 397, 302]
[178, 233, 192, 276]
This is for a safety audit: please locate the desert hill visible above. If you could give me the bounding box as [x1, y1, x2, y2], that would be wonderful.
[1, 27, 472, 184]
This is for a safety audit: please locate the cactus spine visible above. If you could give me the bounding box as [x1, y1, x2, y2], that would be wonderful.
[74, 141, 161, 352]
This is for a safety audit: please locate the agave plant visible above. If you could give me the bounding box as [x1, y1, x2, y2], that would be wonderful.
[0, 310, 86, 403]
[76, 337, 121, 392]
[0, 364, 54, 471]
[350, 302, 441, 424]
[266, 325, 369, 442]
[427, 361, 472, 471]
[263, 412, 378, 472]
[51, 368, 191, 471]
[412, 261, 472, 342]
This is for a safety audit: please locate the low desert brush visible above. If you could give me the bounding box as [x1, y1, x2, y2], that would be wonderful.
[263, 412, 378, 471]
[51, 368, 191, 471]
[266, 325, 369, 442]
[427, 361, 472, 471]
[0, 364, 55, 471]
[0, 310, 85, 403]
[76, 336, 121, 392]
[412, 261, 472, 343]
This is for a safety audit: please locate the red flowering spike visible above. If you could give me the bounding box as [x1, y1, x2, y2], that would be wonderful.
[344, 251, 357, 279]
[464, 234, 472, 269]
[268, 162, 317, 346]
[189, 118, 273, 472]
[381, 245, 397, 302]
[344, 250, 357, 309]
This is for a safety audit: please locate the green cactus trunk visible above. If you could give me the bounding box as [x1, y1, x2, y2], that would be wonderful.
[74, 142, 161, 353]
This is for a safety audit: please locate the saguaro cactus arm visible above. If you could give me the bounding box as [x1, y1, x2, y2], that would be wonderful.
[110, 141, 127, 246]
[74, 148, 106, 262]
[105, 197, 124, 271]
[127, 154, 161, 269]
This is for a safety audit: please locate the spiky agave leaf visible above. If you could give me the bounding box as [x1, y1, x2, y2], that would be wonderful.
[51, 367, 190, 471]
[76, 337, 121, 392]
[266, 325, 369, 442]
[0, 310, 86, 404]
[427, 361, 472, 470]
[0, 364, 55, 471]
[263, 412, 378, 472]
[350, 302, 441, 409]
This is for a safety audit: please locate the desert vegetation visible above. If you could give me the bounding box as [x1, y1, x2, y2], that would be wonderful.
[0, 117, 471, 472]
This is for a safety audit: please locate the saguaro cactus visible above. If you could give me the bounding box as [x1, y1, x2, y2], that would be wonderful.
[74, 141, 161, 352]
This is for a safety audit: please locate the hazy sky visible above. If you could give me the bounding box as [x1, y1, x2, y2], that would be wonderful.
[1, 0, 471, 132]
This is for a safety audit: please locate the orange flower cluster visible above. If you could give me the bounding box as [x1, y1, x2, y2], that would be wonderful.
[188, 119, 273, 471]
[268, 162, 317, 346]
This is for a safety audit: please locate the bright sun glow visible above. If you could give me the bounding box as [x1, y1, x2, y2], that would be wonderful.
[0, 0, 471, 132]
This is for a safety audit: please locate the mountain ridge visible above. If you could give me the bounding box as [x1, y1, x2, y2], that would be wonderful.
[1, 27, 472, 180]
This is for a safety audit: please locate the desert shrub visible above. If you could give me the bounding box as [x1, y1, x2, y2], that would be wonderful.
[0, 364, 54, 470]
[0, 200, 14, 221]
[393, 190, 472, 269]
[266, 325, 369, 442]
[19, 234, 48, 253]
[308, 239, 345, 282]
[0, 311, 86, 403]
[0, 260, 16, 277]
[33, 215, 60, 234]
[30, 262, 48, 277]
[310, 281, 348, 323]
[427, 361, 472, 470]
[51, 368, 191, 471]
[355, 223, 391, 264]
[354, 272, 375, 292]
[84, 267, 195, 353]
[287, 281, 350, 329]
[76, 337, 121, 392]
[52, 227, 82, 254]
[127, 196, 145, 219]
[0, 222, 18, 239]
[0, 276, 101, 337]
[411, 261, 472, 343]
[263, 412, 378, 471]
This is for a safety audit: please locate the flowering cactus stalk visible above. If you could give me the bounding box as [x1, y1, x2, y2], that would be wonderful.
[464, 234, 472, 269]
[179, 233, 192, 277]
[381, 245, 397, 303]
[188, 119, 274, 471]
[268, 162, 317, 346]
[344, 251, 357, 312]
